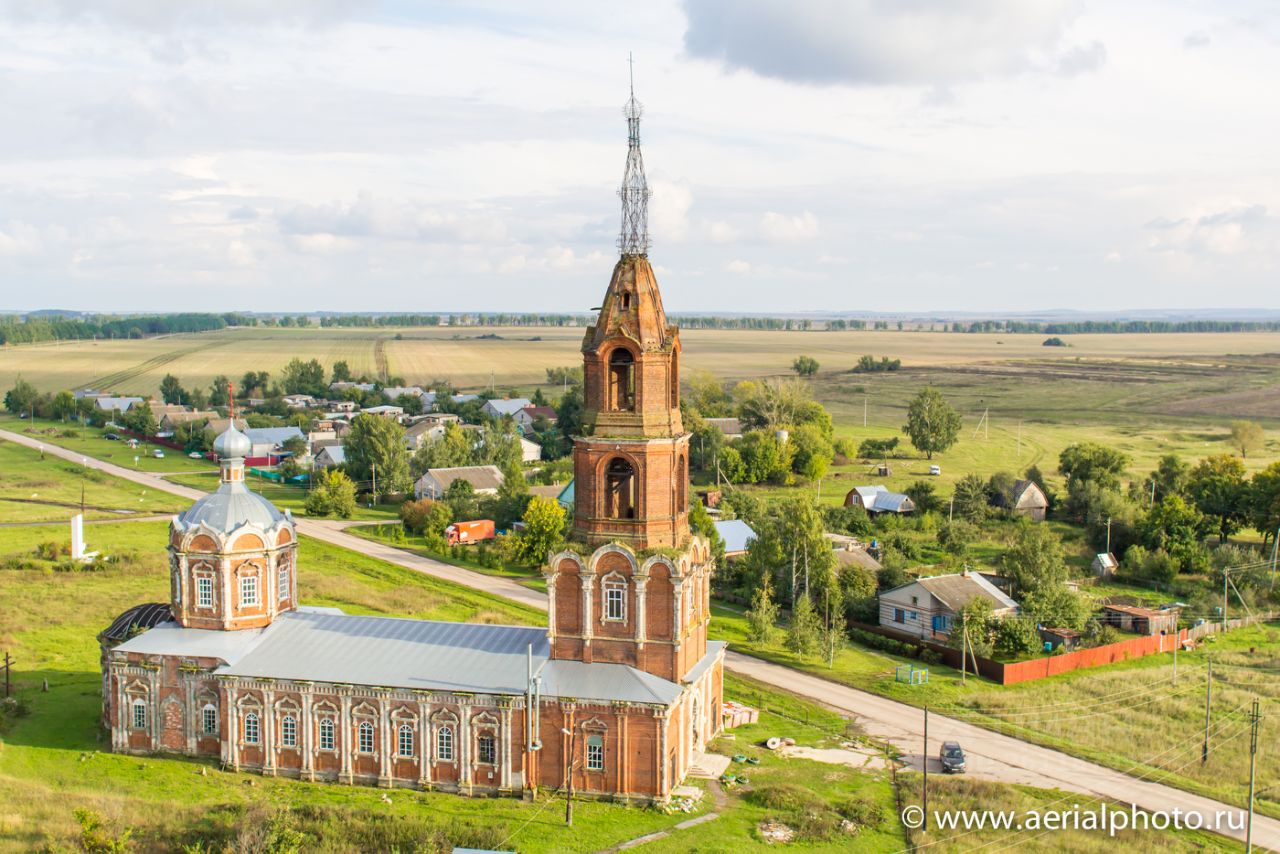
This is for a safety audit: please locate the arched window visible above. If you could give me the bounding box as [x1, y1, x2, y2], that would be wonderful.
[621, 291, 632, 311]
[319, 717, 335, 751]
[398, 724, 414, 757]
[605, 457, 637, 520]
[281, 714, 297, 747]
[131, 698, 147, 730]
[358, 721, 375, 754]
[244, 712, 260, 744]
[603, 575, 627, 622]
[586, 734, 604, 771]
[277, 565, 289, 603]
[202, 704, 218, 735]
[608, 349, 635, 412]
[477, 733, 496, 764]
[437, 726, 454, 761]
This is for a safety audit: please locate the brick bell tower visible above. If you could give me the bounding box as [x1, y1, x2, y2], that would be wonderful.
[544, 78, 714, 685]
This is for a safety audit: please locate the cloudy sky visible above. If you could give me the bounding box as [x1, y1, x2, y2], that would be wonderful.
[1, 0, 1278, 315]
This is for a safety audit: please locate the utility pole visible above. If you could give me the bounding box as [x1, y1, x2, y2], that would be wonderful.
[1246, 698, 1261, 853]
[1201, 658, 1212, 765]
[371, 461, 377, 507]
[961, 625, 969, 683]
[1172, 636, 1178, 685]
[1150, 479, 1156, 508]
[1223, 569, 1229, 631]
[863, 394, 867, 428]
[1016, 421, 1021, 461]
[1105, 517, 1112, 555]
[922, 706, 929, 833]
[2, 652, 12, 697]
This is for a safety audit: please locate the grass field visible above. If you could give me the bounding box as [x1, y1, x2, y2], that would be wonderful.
[0, 417, 218, 475]
[0, 440, 186, 524]
[5, 325, 1280, 407]
[713, 604, 1280, 819]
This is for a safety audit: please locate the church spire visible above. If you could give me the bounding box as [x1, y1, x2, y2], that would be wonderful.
[618, 54, 651, 256]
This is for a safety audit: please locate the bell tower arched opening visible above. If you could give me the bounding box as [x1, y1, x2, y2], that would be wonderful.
[608, 349, 636, 412]
[604, 457, 637, 519]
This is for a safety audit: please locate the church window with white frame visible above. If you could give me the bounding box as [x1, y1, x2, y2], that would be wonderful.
[240, 573, 258, 607]
[197, 576, 213, 608]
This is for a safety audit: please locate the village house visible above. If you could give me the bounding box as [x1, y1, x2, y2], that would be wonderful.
[282, 394, 318, 409]
[879, 571, 1019, 641]
[403, 414, 462, 451]
[360, 405, 404, 420]
[703, 418, 744, 440]
[414, 465, 505, 501]
[313, 444, 345, 469]
[712, 519, 756, 559]
[519, 436, 542, 464]
[382, 386, 426, 402]
[95, 396, 145, 414]
[481, 398, 532, 420]
[329, 381, 377, 394]
[514, 405, 557, 435]
[844, 485, 915, 516]
[159, 410, 218, 434]
[97, 94, 725, 803]
[242, 427, 306, 465]
[1101, 604, 1180, 636]
[326, 401, 359, 414]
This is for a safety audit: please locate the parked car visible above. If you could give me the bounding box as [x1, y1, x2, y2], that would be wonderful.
[152, 449, 165, 459]
[104, 433, 120, 441]
[928, 464, 941, 476]
[940, 741, 966, 773]
[188, 451, 203, 459]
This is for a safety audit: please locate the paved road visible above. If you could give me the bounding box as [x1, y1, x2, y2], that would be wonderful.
[4, 426, 1274, 850]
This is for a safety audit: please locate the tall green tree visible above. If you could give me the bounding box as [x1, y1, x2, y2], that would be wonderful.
[1000, 523, 1069, 594]
[305, 470, 357, 518]
[789, 423, 833, 481]
[1138, 494, 1207, 570]
[52, 390, 77, 421]
[902, 387, 961, 459]
[281, 358, 327, 397]
[343, 414, 409, 500]
[209, 375, 231, 407]
[512, 495, 566, 565]
[951, 473, 989, 521]
[1249, 462, 1280, 548]
[1148, 454, 1190, 503]
[785, 594, 822, 658]
[412, 422, 475, 476]
[159, 374, 186, 405]
[1187, 454, 1249, 543]
[330, 360, 353, 384]
[745, 576, 780, 644]
[1058, 443, 1129, 491]
[4, 378, 38, 415]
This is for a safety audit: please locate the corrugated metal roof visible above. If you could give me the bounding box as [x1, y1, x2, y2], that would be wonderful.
[114, 620, 271, 662]
[482, 398, 532, 416]
[917, 573, 1019, 612]
[243, 426, 306, 447]
[538, 659, 681, 705]
[222, 611, 549, 694]
[713, 519, 756, 555]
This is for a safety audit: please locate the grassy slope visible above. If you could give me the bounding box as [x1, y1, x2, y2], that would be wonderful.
[0, 417, 218, 474]
[346, 522, 548, 592]
[0, 439, 186, 523]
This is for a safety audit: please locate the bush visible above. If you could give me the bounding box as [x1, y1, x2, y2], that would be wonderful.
[836, 795, 885, 828]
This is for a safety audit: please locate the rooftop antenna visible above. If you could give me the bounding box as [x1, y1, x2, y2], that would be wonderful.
[618, 52, 651, 256]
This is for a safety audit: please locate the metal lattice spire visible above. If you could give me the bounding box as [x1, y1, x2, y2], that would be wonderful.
[618, 54, 651, 256]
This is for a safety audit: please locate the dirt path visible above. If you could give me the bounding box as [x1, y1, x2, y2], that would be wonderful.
[3, 425, 1275, 850]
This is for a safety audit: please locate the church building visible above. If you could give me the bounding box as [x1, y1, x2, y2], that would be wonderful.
[99, 85, 725, 802]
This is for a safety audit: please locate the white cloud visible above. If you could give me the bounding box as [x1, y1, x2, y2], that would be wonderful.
[649, 178, 694, 242]
[682, 0, 1087, 85]
[725, 259, 752, 274]
[707, 220, 737, 242]
[759, 211, 818, 243]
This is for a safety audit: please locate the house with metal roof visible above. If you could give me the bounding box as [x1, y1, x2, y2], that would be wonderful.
[414, 465, 505, 500]
[481, 398, 532, 419]
[713, 519, 757, 558]
[844, 484, 916, 515]
[879, 571, 1019, 641]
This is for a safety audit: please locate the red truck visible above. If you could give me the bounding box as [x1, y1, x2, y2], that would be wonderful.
[445, 519, 495, 546]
